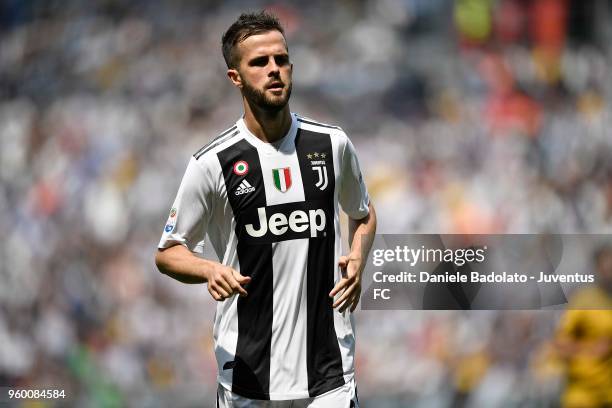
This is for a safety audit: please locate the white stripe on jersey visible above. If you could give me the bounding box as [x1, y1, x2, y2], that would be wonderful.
[270, 239, 309, 396]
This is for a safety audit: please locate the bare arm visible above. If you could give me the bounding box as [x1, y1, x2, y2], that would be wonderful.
[330, 201, 377, 312]
[155, 245, 251, 300]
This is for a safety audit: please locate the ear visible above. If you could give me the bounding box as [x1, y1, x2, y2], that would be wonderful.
[227, 68, 242, 89]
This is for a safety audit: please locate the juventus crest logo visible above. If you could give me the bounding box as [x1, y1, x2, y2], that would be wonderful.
[306, 152, 328, 191]
[313, 164, 328, 190]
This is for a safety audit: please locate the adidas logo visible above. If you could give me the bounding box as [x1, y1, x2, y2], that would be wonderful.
[235, 179, 255, 196]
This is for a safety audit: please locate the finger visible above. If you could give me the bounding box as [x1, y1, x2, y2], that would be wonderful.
[338, 292, 355, 313]
[212, 276, 232, 297]
[338, 255, 349, 268]
[341, 292, 359, 313]
[350, 292, 361, 312]
[342, 284, 361, 313]
[329, 278, 349, 297]
[209, 287, 224, 301]
[217, 285, 231, 298]
[232, 270, 252, 284]
[214, 278, 232, 298]
[228, 276, 248, 297]
[333, 284, 355, 308]
[230, 270, 250, 296]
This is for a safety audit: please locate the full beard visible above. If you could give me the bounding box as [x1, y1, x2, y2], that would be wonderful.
[242, 80, 292, 113]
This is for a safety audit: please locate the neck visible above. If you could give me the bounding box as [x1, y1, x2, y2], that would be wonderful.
[242, 100, 292, 143]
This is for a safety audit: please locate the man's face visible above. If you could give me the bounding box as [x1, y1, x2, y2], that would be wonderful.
[231, 30, 292, 112]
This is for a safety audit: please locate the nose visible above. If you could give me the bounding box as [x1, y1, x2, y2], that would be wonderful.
[268, 57, 280, 76]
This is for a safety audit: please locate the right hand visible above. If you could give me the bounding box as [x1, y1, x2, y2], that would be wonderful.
[205, 265, 251, 301]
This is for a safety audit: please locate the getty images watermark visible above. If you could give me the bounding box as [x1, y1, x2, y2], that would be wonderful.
[360, 234, 610, 310]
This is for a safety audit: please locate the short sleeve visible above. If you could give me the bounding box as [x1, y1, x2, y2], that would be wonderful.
[158, 157, 215, 253]
[338, 133, 370, 220]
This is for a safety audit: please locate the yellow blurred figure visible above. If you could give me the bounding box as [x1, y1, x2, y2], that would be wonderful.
[555, 246, 612, 408]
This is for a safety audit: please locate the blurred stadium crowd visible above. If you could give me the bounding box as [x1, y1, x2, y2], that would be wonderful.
[1, 0, 611, 406]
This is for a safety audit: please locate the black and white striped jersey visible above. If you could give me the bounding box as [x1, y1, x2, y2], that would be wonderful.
[158, 113, 370, 400]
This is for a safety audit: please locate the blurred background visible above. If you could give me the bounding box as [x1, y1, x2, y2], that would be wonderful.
[1, 0, 611, 406]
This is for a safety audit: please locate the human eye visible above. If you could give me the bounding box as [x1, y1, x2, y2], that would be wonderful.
[275, 55, 289, 66]
[249, 56, 268, 67]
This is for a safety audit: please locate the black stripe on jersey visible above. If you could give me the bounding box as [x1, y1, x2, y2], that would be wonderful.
[217, 139, 273, 400]
[296, 117, 341, 130]
[194, 126, 238, 159]
[295, 128, 345, 397]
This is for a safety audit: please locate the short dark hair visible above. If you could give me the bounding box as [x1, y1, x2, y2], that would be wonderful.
[222, 11, 286, 69]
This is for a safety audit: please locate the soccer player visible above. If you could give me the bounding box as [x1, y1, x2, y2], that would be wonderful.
[155, 11, 376, 407]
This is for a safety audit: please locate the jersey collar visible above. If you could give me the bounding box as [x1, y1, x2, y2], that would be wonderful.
[237, 113, 298, 155]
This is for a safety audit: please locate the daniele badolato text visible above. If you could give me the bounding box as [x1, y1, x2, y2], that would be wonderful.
[371, 246, 595, 284]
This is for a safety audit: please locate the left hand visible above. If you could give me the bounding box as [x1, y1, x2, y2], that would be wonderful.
[329, 253, 363, 313]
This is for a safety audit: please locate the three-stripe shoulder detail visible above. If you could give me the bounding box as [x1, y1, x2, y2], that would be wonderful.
[296, 116, 342, 130]
[194, 125, 239, 159]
